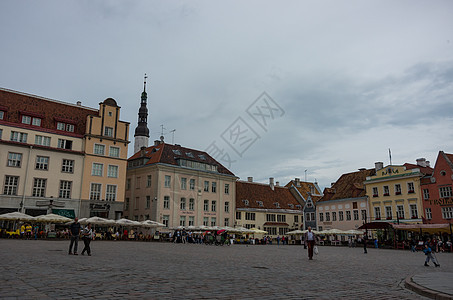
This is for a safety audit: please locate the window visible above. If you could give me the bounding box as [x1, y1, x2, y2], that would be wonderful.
[385, 206, 392, 220]
[10, 131, 27, 143]
[204, 181, 209, 192]
[439, 186, 452, 198]
[189, 198, 195, 210]
[136, 177, 141, 189]
[211, 200, 216, 212]
[104, 126, 113, 137]
[62, 159, 74, 173]
[180, 198, 186, 210]
[3, 176, 19, 195]
[107, 165, 118, 178]
[408, 182, 415, 193]
[257, 201, 264, 207]
[267, 214, 276, 222]
[32, 178, 46, 197]
[162, 215, 169, 227]
[164, 175, 171, 187]
[105, 185, 117, 201]
[353, 210, 359, 220]
[361, 210, 367, 221]
[203, 217, 209, 226]
[0, 129, 2, 139]
[7, 153, 22, 167]
[0, 111, 4, 119]
[441, 207, 453, 219]
[211, 182, 217, 193]
[372, 187, 378, 197]
[21, 115, 31, 124]
[59, 181, 72, 199]
[277, 215, 286, 222]
[204, 200, 209, 211]
[397, 205, 405, 219]
[94, 144, 105, 155]
[346, 211, 351, 221]
[339, 211, 344, 221]
[181, 178, 187, 190]
[90, 183, 102, 201]
[236, 211, 241, 220]
[319, 212, 324, 222]
[32, 117, 41, 126]
[35, 135, 51, 146]
[179, 216, 186, 227]
[125, 198, 129, 210]
[410, 204, 418, 219]
[135, 197, 140, 209]
[383, 186, 389, 196]
[210, 217, 216, 226]
[163, 196, 170, 209]
[189, 216, 195, 226]
[245, 212, 255, 221]
[224, 201, 229, 213]
[66, 124, 74, 132]
[325, 212, 330, 221]
[57, 122, 65, 130]
[189, 179, 195, 190]
[57, 139, 72, 150]
[146, 196, 151, 209]
[294, 215, 299, 223]
[225, 184, 230, 194]
[147, 175, 152, 187]
[126, 178, 131, 190]
[35, 156, 49, 170]
[422, 189, 430, 200]
[224, 218, 229, 227]
[395, 184, 401, 195]
[92, 163, 103, 176]
[425, 208, 432, 220]
[374, 207, 381, 220]
[109, 146, 120, 157]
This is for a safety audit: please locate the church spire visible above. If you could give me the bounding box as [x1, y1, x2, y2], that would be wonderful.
[134, 74, 150, 154]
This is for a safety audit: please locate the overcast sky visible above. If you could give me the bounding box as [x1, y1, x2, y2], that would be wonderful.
[1, 1, 452, 190]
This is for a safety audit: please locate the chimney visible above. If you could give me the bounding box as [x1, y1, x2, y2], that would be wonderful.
[154, 140, 160, 146]
[295, 178, 301, 187]
[247, 177, 253, 182]
[76, 101, 82, 106]
[269, 177, 275, 191]
[375, 162, 384, 171]
[416, 158, 427, 167]
[276, 181, 280, 187]
[426, 161, 430, 167]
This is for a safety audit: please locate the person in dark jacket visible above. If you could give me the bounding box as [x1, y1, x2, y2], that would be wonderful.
[68, 217, 81, 255]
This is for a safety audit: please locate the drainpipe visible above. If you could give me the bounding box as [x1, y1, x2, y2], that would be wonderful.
[20, 146, 33, 213]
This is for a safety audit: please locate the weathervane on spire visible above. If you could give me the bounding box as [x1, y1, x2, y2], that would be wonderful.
[144, 73, 148, 92]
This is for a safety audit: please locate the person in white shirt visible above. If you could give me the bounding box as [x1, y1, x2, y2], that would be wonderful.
[81, 223, 93, 256]
[304, 227, 316, 260]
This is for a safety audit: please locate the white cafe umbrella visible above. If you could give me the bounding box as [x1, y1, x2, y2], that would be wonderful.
[116, 218, 141, 227]
[140, 220, 159, 228]
[286, 230, 306, 235]
[84, 216, 115, 226]
[35, 213, 72, 223]
[0, 212, 36, 221]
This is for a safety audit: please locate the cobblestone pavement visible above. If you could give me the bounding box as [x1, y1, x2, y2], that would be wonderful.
[1, 240, 452, 299]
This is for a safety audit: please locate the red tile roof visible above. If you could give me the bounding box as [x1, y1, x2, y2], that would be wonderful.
[403, 163, 433, 176]
[284, 180, 323, 203]
[318, 168, 376, 203]
[128, 142, 235, 176]
[236, 181, 302, 210]
[0, 88, 97, 136]
[442, 152, 453, 170]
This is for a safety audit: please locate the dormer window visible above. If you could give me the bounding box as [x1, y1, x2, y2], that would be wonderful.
[288, 204, 294, 208]
[0, 110, 4, 120]
[274, 202, 280, 208]
[296, 204, 302, 209]
[198, 154, 206, 160]
[186, 152, 194, 158]
[56, 120, 76, 133]
[257, 201, 264, 207]
[242, 199, 249, 206]
[22, 115, 41, 126]
[172, 149, 181, 155]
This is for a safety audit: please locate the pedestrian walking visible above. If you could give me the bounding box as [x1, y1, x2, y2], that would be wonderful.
[423, 244, 440, 267]
[68, 217, 81, 255]
[304, 226, 316, 260]
[81, 223, 93, 256]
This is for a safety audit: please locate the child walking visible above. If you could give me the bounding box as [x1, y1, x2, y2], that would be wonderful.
[423, 244, 440, 267]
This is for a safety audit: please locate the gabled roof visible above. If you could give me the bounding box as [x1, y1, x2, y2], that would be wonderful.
[403, 163, 433, 176]
[128, 142, 235, 176]
[284, 180, 323, 203]
[236, 181, 302, 210]
[0, 88, 97, 136]
[441, 151, 453, 171]
[319, 168, 376, 203]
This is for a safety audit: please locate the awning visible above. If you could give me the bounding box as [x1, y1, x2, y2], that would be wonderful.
[392, 223, 451, 234]
[52, 209, 75, 219]
[358, 222, 393, 230]
[263, 222, 289, 226]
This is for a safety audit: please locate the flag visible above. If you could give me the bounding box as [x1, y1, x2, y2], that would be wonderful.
[389, 148, 392, 165]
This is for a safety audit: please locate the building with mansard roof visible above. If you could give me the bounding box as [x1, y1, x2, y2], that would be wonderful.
[0, 88, 129, 219]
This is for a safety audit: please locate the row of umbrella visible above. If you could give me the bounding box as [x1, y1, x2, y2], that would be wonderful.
[169, 225, 268, 234]
[0, 212, 165, 228]
[286, 228, 364, 235]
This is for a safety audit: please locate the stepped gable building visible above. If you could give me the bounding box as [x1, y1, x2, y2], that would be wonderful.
[419, 151, 453, 224]
[364, 160, 433, 225]
[236, 178, 304, 236]
[0, 88, 129, 219]
[317, 168, 375, 232]
[125, 141, 236, 228]
[285, 178, 323, 230]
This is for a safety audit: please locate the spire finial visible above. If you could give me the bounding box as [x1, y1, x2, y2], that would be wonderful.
[144, 73, 148, 92]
